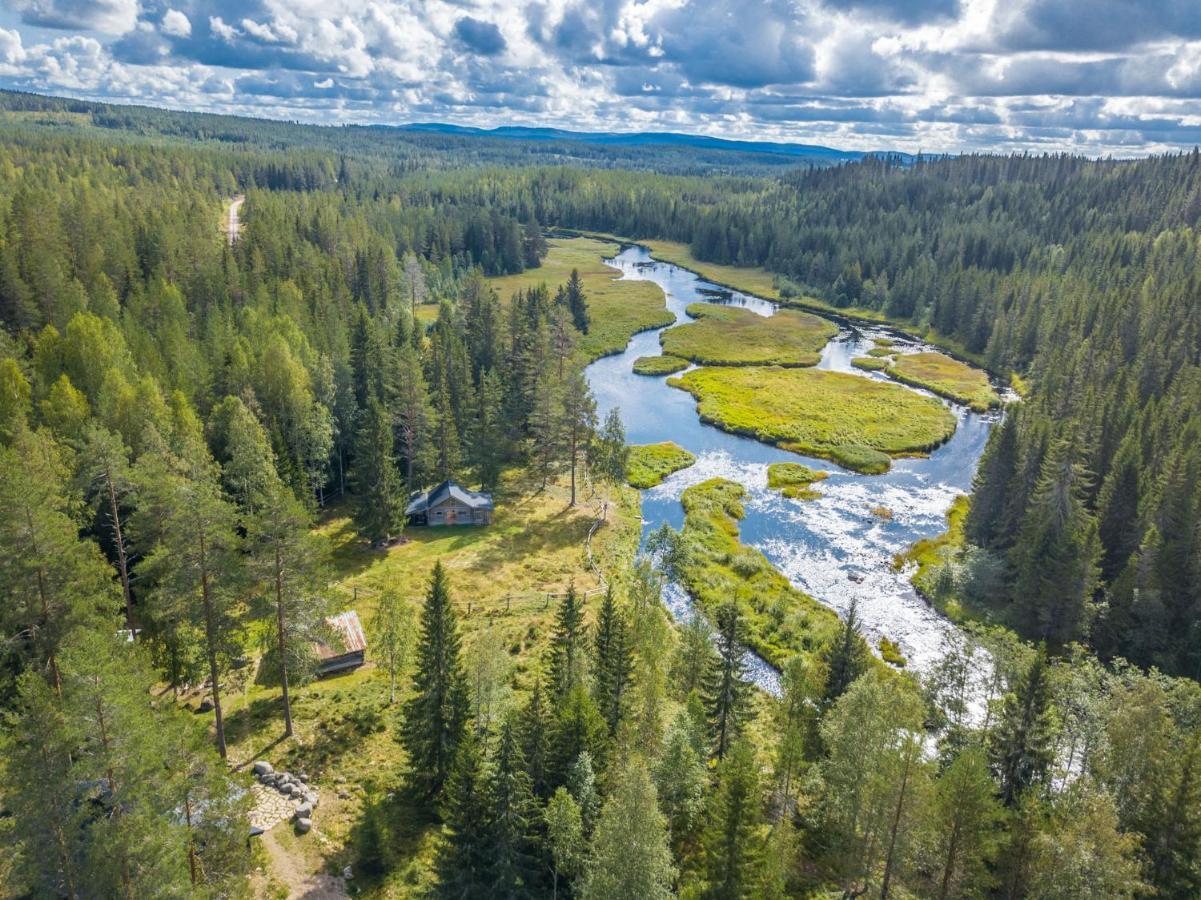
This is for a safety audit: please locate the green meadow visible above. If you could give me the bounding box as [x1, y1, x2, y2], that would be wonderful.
[626, 441, 697, 488]
[887, 351, 1001, 412]
[659, 302, 837, 366]
[669, 366, 958, 474]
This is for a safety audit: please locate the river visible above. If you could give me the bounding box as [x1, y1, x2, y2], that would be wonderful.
[585, 246, 1000, 693]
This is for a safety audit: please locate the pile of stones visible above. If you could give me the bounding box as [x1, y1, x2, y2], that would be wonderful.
[251, 761, 319, 834]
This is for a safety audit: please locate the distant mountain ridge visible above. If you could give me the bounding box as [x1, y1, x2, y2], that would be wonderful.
[397, 122, 918, 165]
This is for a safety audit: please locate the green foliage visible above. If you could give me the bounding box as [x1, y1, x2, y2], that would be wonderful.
[701, 740, 765, 899]
[582, 761, 675, 900]
[669, 366, 956, 473]
[626, 441, 696, 489]
[765, 462, 828, 500]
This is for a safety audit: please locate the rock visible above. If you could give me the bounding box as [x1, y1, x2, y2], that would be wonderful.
[197, 697, 215, 713]
[305, 792, 319, 807]
[337, 790, 350, 800]
[294, 802, 312, 819]
[295, 817, 312, 834]
[342, 866, 353, 880]
[252, 761, 273, 777]
[280, 783, 296, 797]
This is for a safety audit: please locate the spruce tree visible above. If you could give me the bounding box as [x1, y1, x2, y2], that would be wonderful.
[403, 562, 470, 799]
[705, 603, 752, 759]
[485, 720, 539, 895]
[990, 646, 1057, 807]
[547, 583, 586, 701]
[592, 587, 633, 737]
[351, 398, 405, 544]
[519, 679, 553, 800]
[702, 740, 765, 900]
[819, 599, 870, 711]
[565, 269, 589, 334]
[437, 733, 491, 898]
[654, 709, 709, 854]
[551, 684, 606, 790]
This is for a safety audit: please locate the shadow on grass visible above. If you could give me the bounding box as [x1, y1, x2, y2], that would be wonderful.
[347, 781, 439, 892]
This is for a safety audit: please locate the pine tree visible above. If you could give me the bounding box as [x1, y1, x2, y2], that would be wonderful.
[77, 424, 137, 633]
[437, 733, 491, 898]
[702, 740, 765, 900]
[351, 398, 405, 544]
[559, 369, 596, 507]
[551, 684, 606, 791]
[519, 679, 553, 800]
[927, 747, 1002, 900]
[592, 587, 633, 736]
[582, 761, 674, 900]
[471, 367, 506, 491]
[705, 603, 752, 759]
[990, 646, 1057, 807]
[485, 720, 539, 895]
[391, 341, 433, 488]
[819, 599, 870, 711]
[402, 562, 470, 799]
[547, 583, 586, 701]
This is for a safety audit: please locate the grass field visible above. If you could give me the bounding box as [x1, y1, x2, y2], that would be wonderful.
[886, 351, 1000, 412]
[627, 441, 697, 488]
[668, 366, 958, 474]
[633, 354, 689, 375]
[489, 237, 674, 361]
[214, 468, 642, 895]
[675, 478, 841, 666]
[766, 462, 829, 500]
[658, 302, 837, 367]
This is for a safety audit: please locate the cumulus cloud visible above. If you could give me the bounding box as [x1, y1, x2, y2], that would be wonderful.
[0, 0, 1198, 155]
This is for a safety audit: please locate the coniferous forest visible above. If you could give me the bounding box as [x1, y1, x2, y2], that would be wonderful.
[2, 89, 1201, 898]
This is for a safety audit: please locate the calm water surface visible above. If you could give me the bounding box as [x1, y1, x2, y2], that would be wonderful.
[585, 246, 1000, 692]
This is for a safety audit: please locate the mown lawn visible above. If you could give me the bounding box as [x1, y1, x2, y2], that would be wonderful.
[215, 469, 641, 896]
[489, 237, 674, 361]
[674, 478, 841, 666]
[627, 441, 696, 488]
[658, 302, 837, 367]
[766, 462, 829, 500]
[669, 366, 957, 474]
[886, 351, 1000, 412]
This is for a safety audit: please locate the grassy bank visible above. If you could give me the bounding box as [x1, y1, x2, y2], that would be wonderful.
[886, 352, 1000, 412]
[627, 442, 697, 488]
[217, 468, 642, 894]
[675, 478, 840, 666]
[852, 356, 890, 371]
[658, 302, 837, 367]
[489, 237, 674, 361]
[893, 494, 977, 622]
[669, 366, 958, 474]
[633, 354, 689, 375]
[766, 462, 829, 500]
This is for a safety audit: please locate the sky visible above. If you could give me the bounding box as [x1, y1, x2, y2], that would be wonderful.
[0, 0, 1199, 155]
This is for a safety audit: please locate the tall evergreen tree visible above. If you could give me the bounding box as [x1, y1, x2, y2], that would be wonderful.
[819, 599, 870, 711]
[559, 369, 596, 507]
[705, 603, 752, 759]
[990, 646, 1057, 807]
[592, 587, 633, 737]
[547, 583, 586, 701]
[565, 269, 589, 334]
[437, 733, 491, 898]
[485, 719, 539, 896]
[402, 562, 470, 799]
[351, 398, 405, 544]
[702, 740, 765, 900]
[77, 424, 137, 633]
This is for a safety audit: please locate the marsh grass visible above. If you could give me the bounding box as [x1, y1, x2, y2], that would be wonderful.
[627, 442, 697, 488]
[852, 356, 890, 371]
[669, 366, 957, 474]
[675, 478, 840, 666]
[886, 351, 1000, 412]
[632, 354, 690, 375]
[766, 462, 828, 500]
[489, 237, 675, 361]
[658, 302, 836, 366]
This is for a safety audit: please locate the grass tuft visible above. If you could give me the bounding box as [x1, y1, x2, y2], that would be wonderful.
[766, 462, 828, 500]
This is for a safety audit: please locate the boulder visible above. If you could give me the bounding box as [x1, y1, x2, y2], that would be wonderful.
[294, 802, 313, 820]
[197, 697, 215, 713]
[280, 783, 296, 797]
[295, 817, 312, 834]
[252, 761, 273, 777]
[305, 792, 319, 808]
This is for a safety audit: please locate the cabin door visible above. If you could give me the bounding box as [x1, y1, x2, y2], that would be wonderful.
[446, 508, 457, 525]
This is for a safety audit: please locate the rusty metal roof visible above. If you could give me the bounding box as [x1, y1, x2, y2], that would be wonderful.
[316, 610, 367, 660]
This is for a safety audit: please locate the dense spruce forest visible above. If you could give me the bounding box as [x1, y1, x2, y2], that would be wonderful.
[1, 91, 1201, 899]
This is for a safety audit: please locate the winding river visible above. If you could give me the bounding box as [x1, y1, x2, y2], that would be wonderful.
[585, 246, 1001, 693]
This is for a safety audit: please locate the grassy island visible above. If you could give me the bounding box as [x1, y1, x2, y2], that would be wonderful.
[632, 354, 690, 375]
[658, 302, 837, 367]
[489, 237, 675, 361]
[886, 351, 1000, 412]
[626, 442, 697, 488]
[674, 478, 840, 665]
[852, 356, 890, 371]
[668, 366, 957, 474]
[766, 462, 829, 500]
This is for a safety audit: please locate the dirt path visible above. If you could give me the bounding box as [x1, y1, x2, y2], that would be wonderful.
[260, 827, 349, 900]
[226, 195, 244, 245]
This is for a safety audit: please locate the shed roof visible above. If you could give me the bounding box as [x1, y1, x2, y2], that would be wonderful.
[315, 610, 368, 661]
[405, 480, 494, 516]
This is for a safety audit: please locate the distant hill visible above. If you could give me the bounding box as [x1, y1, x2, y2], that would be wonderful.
[397, 122, 917, 167]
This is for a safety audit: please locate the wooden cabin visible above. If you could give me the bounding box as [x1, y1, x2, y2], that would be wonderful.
[405, 480, 494, 527]
[314, 610, 367, 676]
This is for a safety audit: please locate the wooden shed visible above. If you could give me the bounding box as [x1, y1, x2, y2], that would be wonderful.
[314, 610, 368, 676]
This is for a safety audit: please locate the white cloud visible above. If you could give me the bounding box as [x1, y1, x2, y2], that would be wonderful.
[10, 0, 138, 35]
[161, 10, 192, 39]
